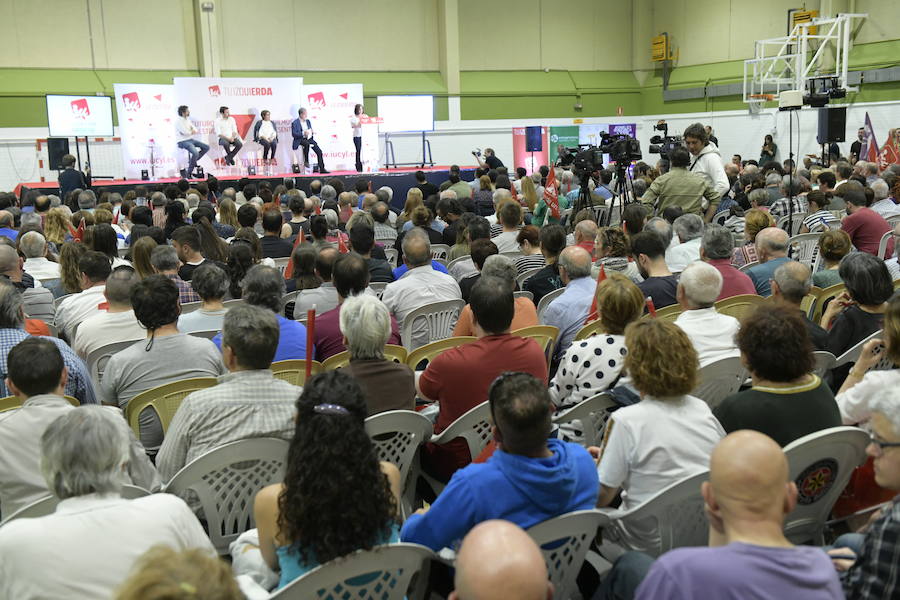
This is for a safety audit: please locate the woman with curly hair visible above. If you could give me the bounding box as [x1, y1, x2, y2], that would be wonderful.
[58, 242, 87, 294]
[226, 241, 255, 299]
[592, 227, 643, 284]
[45, 207, 73, 246]
[253, 371, 401, 589]
[595, 318, 723, 550]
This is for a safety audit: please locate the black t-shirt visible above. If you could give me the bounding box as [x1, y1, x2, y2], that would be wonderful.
[714, 376, 841, 447]
[485, 155, 504, 169]
[260, 235, 295, 258]
[179, 259, 226, 281]
[443, 219, 461, 246]
[418, 182, 439, 199]
[367, 258, 395, 283]
[804, 314, 829, 351]
[637, 275, 679, 310]
[459, 274, 480, 304]
[850, 140, 862, 159]
[523, 263, 563, 306]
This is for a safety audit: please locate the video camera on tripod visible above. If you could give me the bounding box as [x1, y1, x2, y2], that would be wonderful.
[648, 121, 683, 160]
[566, 132, 642, 177]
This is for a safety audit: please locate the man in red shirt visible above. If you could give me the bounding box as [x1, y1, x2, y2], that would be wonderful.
[418, 276, 548, 481]
[574, 219, 598, 257]
[700, 224, 757, 300]
[841, 185, 893, 257]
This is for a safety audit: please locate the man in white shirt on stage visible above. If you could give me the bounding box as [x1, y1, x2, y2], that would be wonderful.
[291, 108, 328, 174]
[175, 105, 209, 178]
[214, 106, 242, 166]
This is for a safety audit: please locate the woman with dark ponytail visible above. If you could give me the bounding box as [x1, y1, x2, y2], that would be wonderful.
[253, 371, 401, 590]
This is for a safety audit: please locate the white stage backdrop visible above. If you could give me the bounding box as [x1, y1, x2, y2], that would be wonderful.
[113, 84, 179, 179]
[302, 84, 366, 172]
[172, 77, 302, 176]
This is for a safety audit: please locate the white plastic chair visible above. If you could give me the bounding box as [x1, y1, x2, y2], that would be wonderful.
[400, 298, 465, 350]
[280, 290, 299, 316]
[812, 351, 837, 378]
[53, 294, 74, 310]
[365, 410, 434, 517]
[163, 438, 289, 554]
[180, 301, 202, 314]
[0, 484, 150, 527]
[777, 212, 807, 236]
[385, 248, 399, 269]
[537, 287, 566, 324]
[712, 210, 729, 226]
[369, 282, 388, 298]
[691, 356, 748, 411]
[835, 329, 892, 371]
[600, 470, 710, 557]
[270, 543, 433, 600]
[887, 215, 900, 228]
[552, 393, 618, 447]
[877, 230, 893, 260]
[87, 338, 141, 387]
[272, 256, 290, 276]
[527, 510, 609, 600]
[517, 266, 543, 289]
[422, 401, 492, 497]
[430, 244, 450, 262]
[788, 232, 822, 267]
[513, 290, 534, 301]
[738, 261, 758, 273]
[783, 426, 869, 544]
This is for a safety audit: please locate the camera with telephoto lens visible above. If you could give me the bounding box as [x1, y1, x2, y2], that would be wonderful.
[567, 133, 641, 178]
[648, 121, 683, 159]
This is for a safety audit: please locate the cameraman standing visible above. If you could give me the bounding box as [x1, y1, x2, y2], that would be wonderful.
[641, 146, 720, 221]
[683, 122, 729, 200]
[472, 148, 504, 170]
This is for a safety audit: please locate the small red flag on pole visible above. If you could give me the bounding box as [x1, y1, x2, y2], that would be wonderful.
[584, 264, 606, 325]
[645, 296, 657, 318]
[305, 307, 316, 379]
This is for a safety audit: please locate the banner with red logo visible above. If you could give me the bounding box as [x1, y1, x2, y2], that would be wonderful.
[114, 84, 179, 179]
[879, 128, 900, 171]
[172, 77, 303, 175]
[512, 127, 547, 175]
[301, 84, 368, 172]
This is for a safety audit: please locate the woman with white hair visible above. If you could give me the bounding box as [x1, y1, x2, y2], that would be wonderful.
[341, 294, 415, 415]
[0, 406, 213, 599]
[452, 255, 537, 336]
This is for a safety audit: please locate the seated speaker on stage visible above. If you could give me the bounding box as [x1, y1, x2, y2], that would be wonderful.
[175, 105, 209, 178]
[291, 108, 328, 174]
[253, 110, 278, 168]
[215, 106, 242, 166]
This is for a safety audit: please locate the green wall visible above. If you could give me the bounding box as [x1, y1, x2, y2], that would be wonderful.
[1, 39, 898, 128]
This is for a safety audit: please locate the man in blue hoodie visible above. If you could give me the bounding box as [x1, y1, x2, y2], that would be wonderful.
[401, 372, 599, 551]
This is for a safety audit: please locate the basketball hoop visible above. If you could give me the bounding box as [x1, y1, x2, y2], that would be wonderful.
[748, 93, 775, 114]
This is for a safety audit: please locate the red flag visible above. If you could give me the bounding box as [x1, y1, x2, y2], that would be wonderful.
[283, 233, 305, 279]
[878, 128, 900, 171]
[863, 113, 880, 164]
[112, 208, 119, 225]
[336, 232, 349, 254]
[645, 296, 657, 317]
[544, 168, 560, 219]
[510, 181, 520, 204]
[584, 264, 606, 325]
[72, 218, 86, 242]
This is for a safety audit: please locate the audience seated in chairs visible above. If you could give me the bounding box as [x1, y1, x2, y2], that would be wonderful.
[836, 293, 900, 424]
[0, 338, 158, 519]
[381, 229, 462, 349]
[770, 261, 829, 350]
[244, 371, 401, 592]
[259, 210, 294, 259]
[73, 267, 145, 360]
[116, 545, 243, 600]
[700, 224, 756, 300]
[542, 246, 596, 364]
[214, 265, 310, 362]
[450, 520, 552, 600]
[714, 305, 840, 446]
[673, 261, 740, 367]
[592, 227, 642, 284]
[0, 278, 95, 404]
[0, 407, 212, 599]
[813, 229, 851, 289]
[454, 254, 538, 336]
[348, 223, 394, 283]
[595, 319, 724, 551]
[745, 227, 791, 297]
[523, 224, 566, 306]
[340, 293, 415, 415]
[19, 231, 60, 280]
[600, 431, 843, 600]
[313, 253, 401, 362]
[630, 231, 679, 310]
[100, 275, 225, 453]
[459, 238, 499, 304]
[418, 276, 548, 481]
[402, 372, 597, 551]
[157, 304, 299, 481]
[294, 246, 340, 316]
[666, 214, 704, 273]
[176, 262, 230, 334]
[150, 245, 200, 305]
[55, 250, 112, 340]
[492, 202, 524, 253]
[550, 273, 643, 440]
[513, 224, 546, 276]
[0, 243, 55, 331]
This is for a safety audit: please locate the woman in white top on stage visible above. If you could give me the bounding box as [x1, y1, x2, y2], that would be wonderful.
[350, 104, 367, 172]
[253, 110, 278, 167]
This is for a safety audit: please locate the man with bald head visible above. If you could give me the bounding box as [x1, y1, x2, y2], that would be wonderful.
[542, 245, 595, 364]
[0, 244, 55, 327]
[450, 520, 552, 600]
[745, 227, 791, 296]
[673, 262, 740, 368]
[574, 219, 598, 255]
[771, 260, 829, 350]
[381, 227, 461, 349]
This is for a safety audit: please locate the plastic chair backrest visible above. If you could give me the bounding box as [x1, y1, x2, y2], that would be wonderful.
[270, 359, 324, 386]
[322, 345, 407, 371]
[738, 261, 758, 273]
[180, 301, 202, 314]
[835, 329, 892, 370]
[269, 544, 433, 600]
[551, 393, 617, 447]
[0, 484, 149, 527]
[365, 410, 433, 516]
[447, 255, 471, 273]
[369, 282, 388, 299]
[385, 248, 398, 268]
[164, 438, 290, 554]
[430, 244, 451, 261]
[788, 233, 822, 267]
[813, 282, 846, 324]
[400, 299, 465, 350]
[783, 426, 869, 544]
[272, 257, 290, 276]
[511, 325, 559, 366]
[877, 230, 893, 260]
[575, 319, 603, 341]
[280, 291, 299, 316]
[87, 339, 141, 387]
[714, 294, 766, 321]
[801, 286, 823, 319]
[53, 294, 74, 310]
[812, 351, 837, 377]
[526, 510, 609, 600]
[124, 377, 218, 438]
[887, 215, 900, 227]
[713, 210, 729, 226]
[405, 336, 476, 371]
[430, 401, 492, 461]
[0, 395, 23, 413]
[601, 470, 710, 557]
[777, 213, 807, 236]
[640, 303, 683, 322]
[188, 329, 220, 340]
[691, 356, 748, 411]
[537, 287, 566, 324]
[513, 290, 533, 301]
[517, 266, 543, 289]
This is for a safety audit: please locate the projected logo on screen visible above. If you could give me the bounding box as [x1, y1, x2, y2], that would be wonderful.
[208, 85, 221, 97]
[70, 98, 90, 120]
[307, 92, 326, 109]
[122, 92, 141, 112]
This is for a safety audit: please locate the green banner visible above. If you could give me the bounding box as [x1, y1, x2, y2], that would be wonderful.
[549, 126, 580, 164]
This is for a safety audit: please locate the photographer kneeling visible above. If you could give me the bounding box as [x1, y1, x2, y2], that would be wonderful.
[641, 146, 721, 221]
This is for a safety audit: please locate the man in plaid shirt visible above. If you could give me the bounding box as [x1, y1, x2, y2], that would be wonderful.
[830, 389, 900, 598]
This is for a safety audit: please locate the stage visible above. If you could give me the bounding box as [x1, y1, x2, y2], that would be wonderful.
[16, 166, 477, 212]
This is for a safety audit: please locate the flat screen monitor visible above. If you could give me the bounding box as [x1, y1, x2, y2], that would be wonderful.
[46, 95, 114, 137]
[376, 95, 434, 133]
